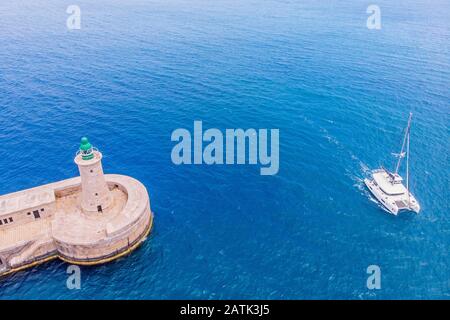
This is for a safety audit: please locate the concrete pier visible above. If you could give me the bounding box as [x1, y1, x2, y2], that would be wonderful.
[0, 138, 153, 276]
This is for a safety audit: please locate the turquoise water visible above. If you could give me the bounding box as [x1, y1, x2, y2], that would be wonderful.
[0, 0, 449, 299]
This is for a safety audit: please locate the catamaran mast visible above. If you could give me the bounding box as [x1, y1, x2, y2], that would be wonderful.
[406, 123, 410, 205]
[394, 112, 413, 174]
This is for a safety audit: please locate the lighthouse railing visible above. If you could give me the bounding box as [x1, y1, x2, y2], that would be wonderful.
[75, 147, 99, 158]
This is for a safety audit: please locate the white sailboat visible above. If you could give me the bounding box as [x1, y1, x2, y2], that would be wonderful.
[364, 113, 420, 215]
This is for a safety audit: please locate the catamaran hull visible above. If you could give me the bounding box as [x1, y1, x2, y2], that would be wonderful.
[364, 178, 420, 215]
[363, 113, 421, 216]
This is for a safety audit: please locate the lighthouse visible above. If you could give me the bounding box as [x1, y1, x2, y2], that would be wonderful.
[74, 137, 113, 213]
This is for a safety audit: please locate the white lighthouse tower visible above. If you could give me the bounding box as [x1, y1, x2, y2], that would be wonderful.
[74, 137, 113, 213]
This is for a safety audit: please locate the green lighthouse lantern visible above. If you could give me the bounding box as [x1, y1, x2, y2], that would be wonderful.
[79, 137, 95, 160]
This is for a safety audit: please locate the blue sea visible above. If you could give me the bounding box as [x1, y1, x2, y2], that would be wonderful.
[0, 0, 449, 299]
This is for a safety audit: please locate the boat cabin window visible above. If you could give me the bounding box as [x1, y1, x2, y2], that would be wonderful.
[382, 190, 404, 196]
[378, 186, 405, 196]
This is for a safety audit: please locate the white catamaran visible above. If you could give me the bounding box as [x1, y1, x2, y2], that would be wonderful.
[364, 113, 420, 215]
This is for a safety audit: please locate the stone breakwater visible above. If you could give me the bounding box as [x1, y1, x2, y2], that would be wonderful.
[0, 139, 153, 276]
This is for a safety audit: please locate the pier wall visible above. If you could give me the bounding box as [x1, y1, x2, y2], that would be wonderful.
[54, 203, 152, 264]
[0, 174, 153, 276]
